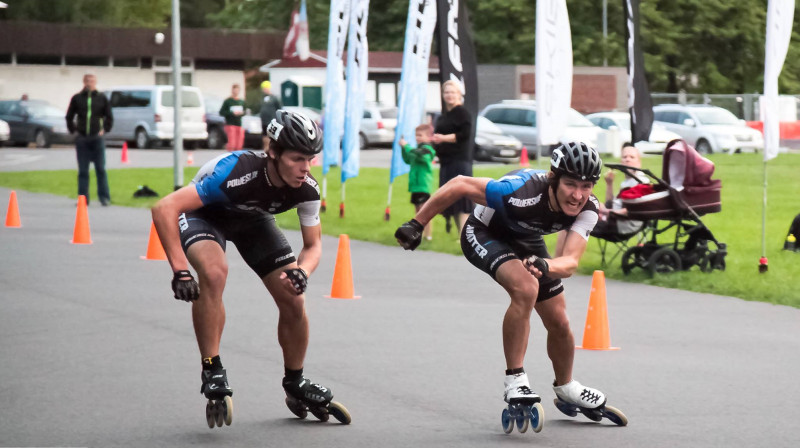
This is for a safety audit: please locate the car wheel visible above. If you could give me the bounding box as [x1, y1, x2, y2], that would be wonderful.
[135, 128, 150, 149]
[34, 129, 51, 148]
[696, 139, 712, 154]
[207, 127, 226, 150]
[359, 133, 368, 150]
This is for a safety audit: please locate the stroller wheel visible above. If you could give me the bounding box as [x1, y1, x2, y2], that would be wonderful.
[622, 246, 647, 275]
[648, 248, 682, 275]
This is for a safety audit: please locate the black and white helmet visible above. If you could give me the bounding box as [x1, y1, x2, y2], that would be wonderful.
[266, 109, 323, 155]
[550, 142, 603, 182]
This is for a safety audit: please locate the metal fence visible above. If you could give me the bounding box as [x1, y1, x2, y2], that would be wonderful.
[651, 92, 800, 122]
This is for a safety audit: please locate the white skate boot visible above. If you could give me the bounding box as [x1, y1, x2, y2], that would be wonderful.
[500, 372, 544, 434]
[552, 379, 628, 426]
[553, 380, 605, 409]
[504, 372, 541, 404]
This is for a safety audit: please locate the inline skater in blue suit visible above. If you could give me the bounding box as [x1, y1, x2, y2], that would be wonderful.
[396, 142, 627, 430]
[152, 110, 349, 427]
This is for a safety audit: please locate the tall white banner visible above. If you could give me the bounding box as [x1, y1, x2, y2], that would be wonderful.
[390, 0, 437, 183]
[535, 0, 573, 146]
[342, 0, 370, 182]
[763, 0, 795, 161]
[322, 0, 351, 175]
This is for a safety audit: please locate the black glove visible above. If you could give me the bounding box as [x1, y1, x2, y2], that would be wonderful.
[395, 219, 424, 251]
[525, 255, 550, 276]
[284, 268, 308, 294]
[172, 270, 199, 302]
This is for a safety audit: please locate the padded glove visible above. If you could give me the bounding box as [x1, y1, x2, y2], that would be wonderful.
[172, 270, 199, 302]
[284, 268, 308, 294]
[395, 219, 424, 251]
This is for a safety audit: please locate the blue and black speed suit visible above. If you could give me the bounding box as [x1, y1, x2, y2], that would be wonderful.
[179, 150, 321, 278]
[460, 169, 599, 302]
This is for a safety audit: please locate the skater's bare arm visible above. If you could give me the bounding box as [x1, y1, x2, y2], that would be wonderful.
[296, 223, 322, 275]
[414, 176, 489, 226]
[542, 230, 588, 279]
[152, 186, 203, 273]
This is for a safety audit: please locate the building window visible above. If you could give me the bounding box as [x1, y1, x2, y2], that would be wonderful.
[16, 54, 61, 65]
[155, 72, 193, 86]
[0, 54, 11, 64]
[65, 56, 109, 66]
[112, 57, 140, 68]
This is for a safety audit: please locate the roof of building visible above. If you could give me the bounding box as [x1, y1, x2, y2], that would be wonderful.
[263, 50, 440, 74]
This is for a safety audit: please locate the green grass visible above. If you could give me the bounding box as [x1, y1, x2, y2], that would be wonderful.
[2, 153, 799, 307]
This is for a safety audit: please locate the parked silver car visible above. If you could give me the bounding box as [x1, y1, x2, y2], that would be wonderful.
[360, 103, 397, 149]
[653, 104, 763, 154]
[0, 100, 73, 147]
[474, 116, 522, 163]
[480, 100, 603, 158]
[586, 111, 681, 154]
[0, 119, 10, 143]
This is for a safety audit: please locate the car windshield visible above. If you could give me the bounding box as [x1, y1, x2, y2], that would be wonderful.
[692, 108, 739, 125]
[615, 116, 631, 130]
[204, 96, 222, 114]
[25, 102, 64, 118]
[380, 108, 397, 119]
[568, 109, 595, 127]
[161, 90, 202, 108]
[477, 116, 503, 133]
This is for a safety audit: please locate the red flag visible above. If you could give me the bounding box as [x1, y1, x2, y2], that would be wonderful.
[283, 1, 310, 60]
[283, 7, 301, 59]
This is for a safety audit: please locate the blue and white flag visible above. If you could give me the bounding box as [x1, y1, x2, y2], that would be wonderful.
[341, 0, 370, 183]
[322, 0, 351, 175]
[390, 0, 437, 183]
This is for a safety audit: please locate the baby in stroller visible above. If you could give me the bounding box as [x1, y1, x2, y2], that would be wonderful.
[593, 145, 651, 238]
[605, 139, 727, 275]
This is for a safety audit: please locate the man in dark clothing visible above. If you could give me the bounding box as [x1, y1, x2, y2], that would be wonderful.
[66, 73, 113, 206]
[259, 80, 283, 150]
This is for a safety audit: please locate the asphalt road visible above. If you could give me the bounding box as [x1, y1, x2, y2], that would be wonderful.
[1, 186, 798, 448]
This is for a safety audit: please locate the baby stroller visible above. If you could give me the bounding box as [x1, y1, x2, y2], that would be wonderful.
[606, 139, 727, 275]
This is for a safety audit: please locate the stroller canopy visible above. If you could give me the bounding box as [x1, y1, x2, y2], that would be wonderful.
[662, 139, 717, 190]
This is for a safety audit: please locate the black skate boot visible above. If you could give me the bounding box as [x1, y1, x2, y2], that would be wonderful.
[283, 375, 351, 424]
[201, 367, 233, 428]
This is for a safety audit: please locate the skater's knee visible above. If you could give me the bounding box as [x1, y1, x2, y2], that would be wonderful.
[275, 292, 306, 320]
[199, 263, 228, 292]
[506, 282, 538, 313]
[544, 314, 572, 338]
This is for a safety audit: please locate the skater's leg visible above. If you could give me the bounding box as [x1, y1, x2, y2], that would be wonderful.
[495, 260, 539, 369]
[534, 292, 574, 386]
[263, 264, 309, 370]
[186, 240, 229, 358]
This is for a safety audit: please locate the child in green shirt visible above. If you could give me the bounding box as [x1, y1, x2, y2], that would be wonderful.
[400, 124, 436, 241]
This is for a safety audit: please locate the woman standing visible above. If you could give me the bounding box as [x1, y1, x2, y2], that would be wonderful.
[433, 80, 474, 234]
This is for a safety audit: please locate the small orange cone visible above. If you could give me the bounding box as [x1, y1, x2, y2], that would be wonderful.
[519, 146, 530, 167]
[140, 221, 167, 260]
[5, 190, 21, 228]
[326, 234, 360, 299]
[121, 141, 129, 164]
[71, 195, 92, 244]
[187, 151, 194, 166]
[577, 271, 619, 350]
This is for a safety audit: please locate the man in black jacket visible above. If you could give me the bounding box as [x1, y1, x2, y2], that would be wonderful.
[66, 73, 113, 206]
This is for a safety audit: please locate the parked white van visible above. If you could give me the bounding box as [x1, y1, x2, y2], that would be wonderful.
[104, 85, 208, 148]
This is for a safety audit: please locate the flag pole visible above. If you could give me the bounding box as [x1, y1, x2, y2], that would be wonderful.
[759, 160, 769, 272]
[385, 184, 393, 221]
[321, 176, 328, 212]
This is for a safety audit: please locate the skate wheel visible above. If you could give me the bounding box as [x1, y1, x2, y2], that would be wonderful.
[529, 402, 544, 433]
[515, 407, 529, 433]
[214, 401, 225, 427]
[602, 405, 628, 426]
[501, 408, 514, 434]
[580, 407, 603, 422]
[205, 400, 215, 428]
[223, 396, 234, 426]
[285, 397, 308, 419]
[328, 401, 352, 424]
[553, 398, 578, 417]
[310, 407, 330, 422]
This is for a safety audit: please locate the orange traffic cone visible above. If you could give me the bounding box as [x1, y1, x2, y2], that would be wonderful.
[326, 234, 360, 299]
[121, 141, 129, 164]
[71, 195, 92, 244]
[186, 151, 194, 166]
[140, 221, 167, 260]
[519, 146, 530, 167]
[5, 190, 21, 228]
[577, 271, 619, 350]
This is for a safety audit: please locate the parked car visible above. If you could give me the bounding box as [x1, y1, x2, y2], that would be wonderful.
[474, 116, 522, 163]
[360, 103, 397, 149]
[241, 114, 265, 149]
[203, 95, 227, 150]
[653, 104, 764, 154]
[480, 100, 603, 158]
[586, 111, 682, 154]
[0, 99, 73, 147]
[0, 119, 10, 143]
[103, 85, 208, 149]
